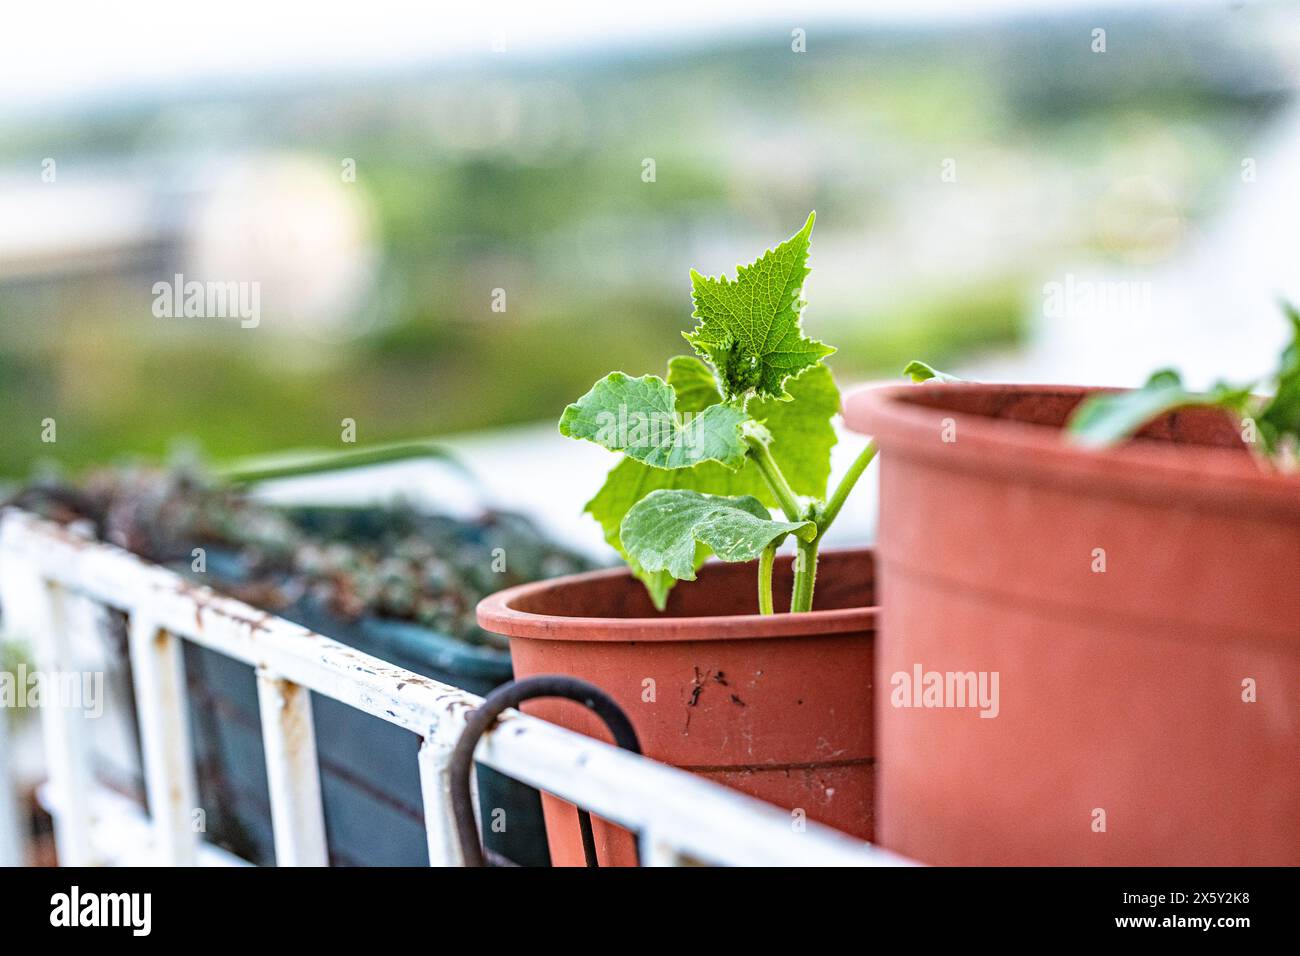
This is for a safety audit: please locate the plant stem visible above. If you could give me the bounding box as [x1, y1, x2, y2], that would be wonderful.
[817, 439, 877, 535]
[218, 439, 463, 484]
[746, 435, 875, 614]
[787, 440, 877, 612]
[758, 541, 777, 615]
[791, 535, 819, 612]
[745, 435, 802, 522]
[744, 437, 814, 611]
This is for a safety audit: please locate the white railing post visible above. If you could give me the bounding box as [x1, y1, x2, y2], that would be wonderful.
[255, 668, 328, 866]
[31, 582, 98, 866]
[639, 830, 683, 867]
[0, 554, 30, 866]
[417, 722, 466, 867]
[0, 697, 21, 866]
[128, 614, 200, 865]
[0, 522, 27, 865]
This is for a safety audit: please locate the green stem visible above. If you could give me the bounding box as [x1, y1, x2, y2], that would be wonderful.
[791, 535, 819, 613]
[788, 440, 877, 612]
[745, 435, 802, 522]
[218, 439, 463, 484]
[817, 439, 877, 535]
[757, 541, 777, 615]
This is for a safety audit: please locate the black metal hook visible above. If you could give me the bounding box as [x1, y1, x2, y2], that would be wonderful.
[449, 674, 642, 867]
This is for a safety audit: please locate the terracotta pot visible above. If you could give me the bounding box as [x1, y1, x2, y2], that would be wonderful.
[477, 549, 876, 866]
[844, 382, 1300, 866]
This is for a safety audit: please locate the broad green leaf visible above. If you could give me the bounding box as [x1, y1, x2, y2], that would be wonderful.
[1255, 302, 1300, 455]
[559, 372, 749, 470]
[665, 354, 724, 412]
[584, 360, 839, 607]
[684, 212, 834, 400]
[661, 356, 839, 493]
[1067, 369, 1252, 448]
[903, 360, 962, 383]
[746, 362, 840, 494]
[621, 490, 815, 582]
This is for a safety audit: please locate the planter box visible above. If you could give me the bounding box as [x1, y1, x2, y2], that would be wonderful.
[183, 602, 549, 866]
[170, 533, 550, 867]
[478, 549, 876, 866]
[846, 382, 1300, 865]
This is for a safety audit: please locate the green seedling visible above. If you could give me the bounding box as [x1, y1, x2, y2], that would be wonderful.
[560, 213, 878, 613]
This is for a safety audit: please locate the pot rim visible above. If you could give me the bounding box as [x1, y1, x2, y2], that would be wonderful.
[476, 547, 877, 643]
[844, 382, 1300, 515]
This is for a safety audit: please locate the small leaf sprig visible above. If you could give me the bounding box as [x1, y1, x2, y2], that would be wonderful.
[559, 213, 877, 613]
[907, 305, 1300, 471]
[1066, 303, 1300, 470]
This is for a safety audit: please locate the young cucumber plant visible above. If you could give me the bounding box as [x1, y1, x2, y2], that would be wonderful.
[559, 213, 877, 614]
[1066, 303, 1300, 469]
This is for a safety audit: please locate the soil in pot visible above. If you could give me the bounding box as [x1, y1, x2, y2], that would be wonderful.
[477, 548, 877, 866]
[845, 382, 1300, 866]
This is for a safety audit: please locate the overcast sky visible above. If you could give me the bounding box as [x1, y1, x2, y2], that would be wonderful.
[0, 0, 1197, 117]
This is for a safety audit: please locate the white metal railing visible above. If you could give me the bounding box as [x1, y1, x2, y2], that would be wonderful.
[0, 673, 19, 866]
[0, 510, 908, 867]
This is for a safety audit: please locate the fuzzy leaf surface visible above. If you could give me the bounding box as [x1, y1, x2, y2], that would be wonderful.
[559, 372, 749, 470]
[684, 212, 833, 400]
[584, 359, 839, 607]
[620, 490, 815, 582]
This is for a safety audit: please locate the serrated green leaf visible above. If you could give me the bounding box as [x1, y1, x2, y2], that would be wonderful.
[903, 360, 962, 383]
[583, 360, 839, 607]
[621, 490, 815, 582]
[559, 372, 749, 469]
[1067, 369, 1252, 448]
[684, 212, 834, 400]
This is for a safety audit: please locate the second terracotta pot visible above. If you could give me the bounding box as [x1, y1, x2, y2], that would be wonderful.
[477, 549, 876, 866]
[845, 382, 1300, 866]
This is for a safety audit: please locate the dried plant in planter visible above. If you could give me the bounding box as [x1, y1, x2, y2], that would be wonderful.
[7, 464, 590, 649]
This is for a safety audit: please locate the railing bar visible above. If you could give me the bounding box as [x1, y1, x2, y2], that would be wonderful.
[1, 511, 909, 868]
[36, 782, 251, 867]
[128, 615, 200, 865]
[255, 669, 328, 867]
[469, 719, 904, 867]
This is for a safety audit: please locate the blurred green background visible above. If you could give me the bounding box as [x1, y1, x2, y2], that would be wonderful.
[0, 4, 1292, 477]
